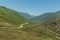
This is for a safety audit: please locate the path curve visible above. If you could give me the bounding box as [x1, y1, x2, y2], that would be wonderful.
[18, 22, 28, 28]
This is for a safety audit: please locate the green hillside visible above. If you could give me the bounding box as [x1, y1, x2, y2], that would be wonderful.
[22, 18, 60, 40]
[1, 21, 60, 40]
[0, 6, 27, 27]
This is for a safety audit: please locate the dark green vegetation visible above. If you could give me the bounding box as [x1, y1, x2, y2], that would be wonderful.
[0, 6, 60, 40]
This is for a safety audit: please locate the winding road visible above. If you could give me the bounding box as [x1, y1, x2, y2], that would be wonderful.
[17, 22, 28, 28]
[0, 22, 28, 28]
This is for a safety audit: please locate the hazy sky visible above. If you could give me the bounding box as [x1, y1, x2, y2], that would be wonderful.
[0, 0, 60, 16]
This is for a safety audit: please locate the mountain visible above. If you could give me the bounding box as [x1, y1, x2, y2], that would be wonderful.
[19, 12, 32, 19]
[0, 6, 60, 40]
[31, 11, 60, 23]
[0, 6, 28, 27]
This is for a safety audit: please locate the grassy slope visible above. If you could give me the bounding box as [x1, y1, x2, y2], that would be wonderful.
[1, 23, 60, 40]
[0, 6, 27, 26]
[0, 6, 42, 40]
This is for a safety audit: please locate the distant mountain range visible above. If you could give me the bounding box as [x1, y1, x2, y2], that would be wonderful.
[31, 11, 60, 23]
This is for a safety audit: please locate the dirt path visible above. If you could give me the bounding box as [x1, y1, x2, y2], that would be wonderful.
[0, 22, 28, 28]
[17, 22, 28, 28]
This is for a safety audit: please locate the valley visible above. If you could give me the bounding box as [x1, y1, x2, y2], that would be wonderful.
[0, 6, 60, 40]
